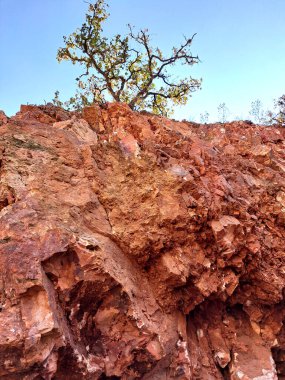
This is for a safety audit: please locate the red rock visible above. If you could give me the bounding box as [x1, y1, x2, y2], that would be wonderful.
[0, 102, 285, 379]
[0, 110, 8, 126]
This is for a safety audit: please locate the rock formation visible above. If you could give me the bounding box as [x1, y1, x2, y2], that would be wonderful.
[0, 103, 284, 379]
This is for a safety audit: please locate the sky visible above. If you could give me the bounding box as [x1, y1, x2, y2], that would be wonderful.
[0, 0, 285, 121]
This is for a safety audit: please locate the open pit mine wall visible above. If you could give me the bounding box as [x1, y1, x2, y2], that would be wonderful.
[0, 103, 284, 379]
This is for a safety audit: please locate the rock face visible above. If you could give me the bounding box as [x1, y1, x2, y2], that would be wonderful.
[0, 103, 284, 379]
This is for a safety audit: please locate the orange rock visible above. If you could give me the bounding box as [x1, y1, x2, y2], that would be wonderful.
[0, 110, 8, 126]
[0, 102, 284, 378]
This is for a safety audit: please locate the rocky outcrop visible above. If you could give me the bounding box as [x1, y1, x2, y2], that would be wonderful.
[0, 103, 284, 379]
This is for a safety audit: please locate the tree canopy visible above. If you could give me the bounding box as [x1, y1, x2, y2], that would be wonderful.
[56, 0, 201, 115]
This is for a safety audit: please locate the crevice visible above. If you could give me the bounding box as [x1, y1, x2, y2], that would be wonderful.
[0, 185, 16, 212]
[41, 248, 125, 376]
[218, 351, 232, 380]
[85, 243, 100, 251]
[54, 346, 87, 380]
[272, 347, 285, 378]
[0, 147, 5, 172]
[0, 197, 9, 211]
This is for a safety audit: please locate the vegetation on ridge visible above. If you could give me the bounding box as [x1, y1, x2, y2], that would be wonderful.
[55, 0, 201, 116]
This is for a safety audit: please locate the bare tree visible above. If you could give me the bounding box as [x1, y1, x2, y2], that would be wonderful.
[200, 111, 209, 124]
[249, 99, 266, 124]
[217, 103, 229, 123]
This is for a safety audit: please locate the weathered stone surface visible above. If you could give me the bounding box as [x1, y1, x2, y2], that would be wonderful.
[0, 103, 284, 379]
[0, 110, 8, 126]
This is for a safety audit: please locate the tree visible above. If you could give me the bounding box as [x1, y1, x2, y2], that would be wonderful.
[200, 111, 209, 124]
[249, 99, 266, 124]
[56, 0, 201, 116]
[217, 102, 229, 123]
[268, 95, 285, 126]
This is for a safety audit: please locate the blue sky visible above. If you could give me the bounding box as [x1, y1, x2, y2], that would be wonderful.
[0, 0, 285, 121]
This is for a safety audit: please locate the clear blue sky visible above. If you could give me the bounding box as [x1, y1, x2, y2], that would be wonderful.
[0, 0, 285, 121]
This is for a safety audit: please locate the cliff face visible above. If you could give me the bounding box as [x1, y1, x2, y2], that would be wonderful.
[0, 103, 284, 379]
